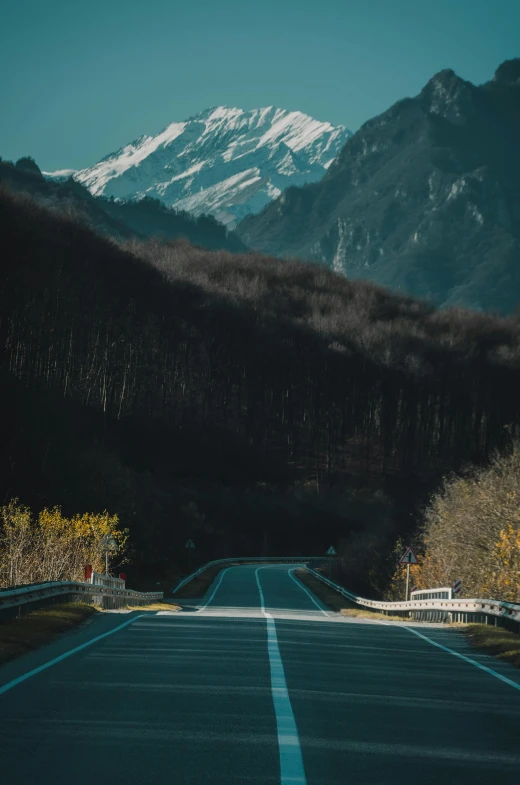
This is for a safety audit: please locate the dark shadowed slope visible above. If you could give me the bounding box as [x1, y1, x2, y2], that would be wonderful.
[0, 158, 246, 252]
[3, 186, 520, 586]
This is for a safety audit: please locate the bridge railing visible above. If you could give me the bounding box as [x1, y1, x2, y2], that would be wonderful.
[90, 571, 126, 589]
[0, 579, 163, 618]
[306, 568, 520, 632]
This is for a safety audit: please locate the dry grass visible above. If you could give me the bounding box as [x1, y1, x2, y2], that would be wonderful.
[339, 607, 410, 621]
[295, 569, 410, 621]
[462, 623, 520, 667]
[128, 602, 180, 612]
[0, 602, 98, 665]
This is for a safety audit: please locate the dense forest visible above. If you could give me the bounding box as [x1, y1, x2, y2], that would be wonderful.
[2, 183, 520, 591]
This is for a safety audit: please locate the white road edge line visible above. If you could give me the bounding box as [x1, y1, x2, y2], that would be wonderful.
[0, 614, 145, 697]
[399, 624, 520, 693]
[197, 567, 231, 612]
[255, 567, 307, 785]
[289, 568, 330, 617]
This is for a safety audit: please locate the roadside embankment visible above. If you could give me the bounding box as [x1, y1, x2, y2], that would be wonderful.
[172, 563, 235, 599]
[0, 600, 180, 665]
[462, 624, 520, 668]
[0, 603, 98, 665]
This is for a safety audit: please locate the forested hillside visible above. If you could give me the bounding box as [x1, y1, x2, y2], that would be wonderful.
[0, 157, 246, 252]
[2, 185, 520, 590]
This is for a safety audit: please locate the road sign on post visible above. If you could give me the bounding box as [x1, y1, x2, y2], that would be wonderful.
[399, 547, 418, 565]
[326, 545, 336, 578]
[185, 538, 195, 569]
[399, 546, 418, 602]
[101, 535, 118, 576]
[452, 579, 462, 596]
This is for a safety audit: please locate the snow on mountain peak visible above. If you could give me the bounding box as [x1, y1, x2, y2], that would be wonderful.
[73, 106, 351, 228]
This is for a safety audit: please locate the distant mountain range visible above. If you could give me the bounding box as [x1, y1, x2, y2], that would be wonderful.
[47, 107, 351, 229]
[237, 59, 520, 313]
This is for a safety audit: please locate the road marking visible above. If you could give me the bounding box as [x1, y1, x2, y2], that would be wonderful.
[289, 569, 330, 617]
[197, 567, 231, 612]
[255, 568, 307, 785]
[0, 614, 144, 697]
[400, 624, 520, 693]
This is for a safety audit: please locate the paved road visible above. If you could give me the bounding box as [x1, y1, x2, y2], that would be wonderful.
[1, 565, 520, 784]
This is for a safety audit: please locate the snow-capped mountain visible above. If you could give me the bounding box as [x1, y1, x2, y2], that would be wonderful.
[66, 107, 350, 228]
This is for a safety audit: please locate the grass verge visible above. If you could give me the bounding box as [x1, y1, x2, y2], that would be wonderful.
[128, 602, 180, 612]
[462, 624, 520, 668]
[0, 602, 98, 666]
[294, 569, 410, 621]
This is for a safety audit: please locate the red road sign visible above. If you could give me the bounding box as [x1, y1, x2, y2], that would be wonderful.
[452, 579, 462, 595]
[400, 546, 418, 565]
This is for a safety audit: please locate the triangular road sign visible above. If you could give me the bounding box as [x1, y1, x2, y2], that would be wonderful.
[399, 546, 418, 565]
[185, 539, 195, 549]
[326, 546, 337, 556]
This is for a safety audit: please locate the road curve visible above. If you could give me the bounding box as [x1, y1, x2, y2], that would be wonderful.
[1, 564, 520, 784]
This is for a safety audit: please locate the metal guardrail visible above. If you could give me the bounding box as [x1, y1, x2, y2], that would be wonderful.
[0, 579, 163, 617]
[411, 587, 453, 601]
[171, 556, 323, 594]
[306, 568, 520, 630]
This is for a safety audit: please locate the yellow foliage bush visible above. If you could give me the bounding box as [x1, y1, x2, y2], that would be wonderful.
[487, 524, 520, 602]
[386, 444, 520, 602]
[0, 499, 127, 587]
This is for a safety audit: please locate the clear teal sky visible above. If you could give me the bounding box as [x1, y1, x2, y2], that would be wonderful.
[1, 0, 518, 171]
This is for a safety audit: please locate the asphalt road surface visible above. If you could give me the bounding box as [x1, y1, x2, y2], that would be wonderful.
[1, 564, 520, 784]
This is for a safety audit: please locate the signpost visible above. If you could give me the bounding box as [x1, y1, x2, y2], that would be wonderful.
[326, 545, 336, 578]
[399, 546, 418, 601]
[452, 579, 462, 597]
[185, 538, 195, 569]
[101, 535, 118, 576]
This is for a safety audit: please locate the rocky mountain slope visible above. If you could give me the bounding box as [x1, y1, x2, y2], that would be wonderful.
[237, 59, 520, 313]
[53, 107, 350, 229]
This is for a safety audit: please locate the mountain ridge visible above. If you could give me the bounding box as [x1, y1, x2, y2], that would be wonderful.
[237, 60, 520, 313]
[49, 106, 350, 229]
